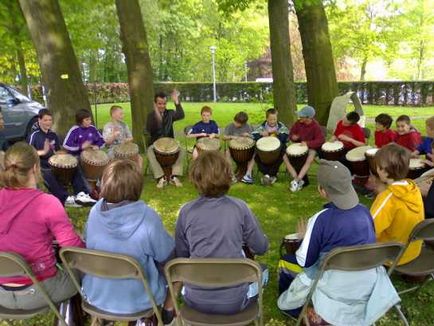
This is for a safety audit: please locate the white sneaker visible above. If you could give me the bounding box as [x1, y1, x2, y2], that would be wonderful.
[261, 174, 271, 186]
[75, 192, 97, 207]
[65, 196, 82, 208]
[290, 180, 298, 192]
[157, 177, 168, 189]
[170, 176, 183, 187]
[296, 180, 305, 191]
[270, 176, 277, 184]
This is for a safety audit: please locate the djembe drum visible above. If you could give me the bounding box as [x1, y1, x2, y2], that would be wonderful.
[346, 146, 372, 184]
[153, 137, 180, 180]
[196, 137, 221, 154]
[228, 137, 255, 180]
[407, 158, 428, 179]
[113, 142, 139, 160]
[48, 153, 78, 186]
[286, 143, 309, 174]
[280, 233, 302, 257]
[256, 136, 281, 165]
[365, 148, 379, 176]
[80, 149, 110, 190]
[321, 141, 345, 161]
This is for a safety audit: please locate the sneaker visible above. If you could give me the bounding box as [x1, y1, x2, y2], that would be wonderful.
[170, 176, 183, 187]
[75, 192, 97, 207]
[296, 179, 305, 191]
[290, 180, 298, 192]
[231, 175, 238, 184]
[157, 177, 167, 189]
[261, 174, 271, 186]
[270, 176, 277, 184]
[241, 174, 253, 184]
[65, 196, 82, 208]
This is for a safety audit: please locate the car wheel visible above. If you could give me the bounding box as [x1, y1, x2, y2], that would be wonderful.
[25, 116, 39, 140]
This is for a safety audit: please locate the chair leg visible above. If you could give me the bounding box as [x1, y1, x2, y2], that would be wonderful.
[394, 304, 409, 326]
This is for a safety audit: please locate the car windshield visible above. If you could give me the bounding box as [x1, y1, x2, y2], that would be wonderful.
[8, 86, 31, 103]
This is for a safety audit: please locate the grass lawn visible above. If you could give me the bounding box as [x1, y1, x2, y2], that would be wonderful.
[46, 103, 434, 325]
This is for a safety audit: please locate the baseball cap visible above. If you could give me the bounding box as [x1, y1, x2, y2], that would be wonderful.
[317, 159, 359, 210]
[298, 106, 315, 118]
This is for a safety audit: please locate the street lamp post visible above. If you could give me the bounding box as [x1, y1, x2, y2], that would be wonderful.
[210, 45, 217, 102]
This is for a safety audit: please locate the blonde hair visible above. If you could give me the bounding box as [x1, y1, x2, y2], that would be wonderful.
[189, 151, 232, 197]
[0, 142, 40, 188]
[100, 159, 143, 203]
[110, 105, 122, 116]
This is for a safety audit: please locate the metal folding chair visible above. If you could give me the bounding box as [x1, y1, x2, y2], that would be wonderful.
[59, 247, 163, 325]
[295, 243, 408, 326]
[0, 252, 67, 326]
[165, 258, 263, 326]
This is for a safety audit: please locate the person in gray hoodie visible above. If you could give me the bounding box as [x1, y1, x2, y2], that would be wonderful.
[82, 159, 174, 323]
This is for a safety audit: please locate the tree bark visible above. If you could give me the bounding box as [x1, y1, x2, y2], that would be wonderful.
[295, 0, 338, 126]
[18, 0, 91, 137]
[360, 56, 368, 81]
[115, 0, 154, 150]
[268, 0, 297, 126]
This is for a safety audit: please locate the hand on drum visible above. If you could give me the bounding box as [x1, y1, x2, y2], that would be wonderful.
[291, 134, 300, 142]
[337, 134, 351, 142]
[297, 218, 307, 239]
[209, 133, 217, 139]
[260, 131, 269, 137]
[241, 132, 251, 138]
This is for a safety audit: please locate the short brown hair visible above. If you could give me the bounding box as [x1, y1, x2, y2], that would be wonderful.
[375, 113, 393, 129]
[266, 108, 277, 117]
[1, 142, 41, 188]
[201, 106, 212, 115]
[100, 159, 143, 203]
[375, 143, 410, 180]
[346, 111, 360, 124]
[396, 115, 411, 125]
[234, 111, 248, 124]
[110, 105, 122, 116]
[189, 151, 232, 197]
[75, 109, 92, 124]
[426, 116, 434, 130]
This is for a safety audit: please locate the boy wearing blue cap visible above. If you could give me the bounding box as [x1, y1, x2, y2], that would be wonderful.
[285, 106, 324, 192]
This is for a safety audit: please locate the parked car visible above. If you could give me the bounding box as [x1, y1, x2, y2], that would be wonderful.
[0, 83, 44, 141]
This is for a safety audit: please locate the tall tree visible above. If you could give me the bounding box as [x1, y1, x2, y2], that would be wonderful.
[115, 0, 154, 149]
[294, 0, 338, 125]
[268, 0, 297, 125]
[19, 0, 90, 136]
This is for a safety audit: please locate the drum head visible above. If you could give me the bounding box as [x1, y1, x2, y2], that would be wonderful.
[113, 142, 139, 156]
[196, 138, 220, 151]
[365, 148, 379, 157]
[321, 141, 344, 152]
[49, 153, 78, 168]
[256, 136, 280, 152]
[154, 137, 180, 154]
[410, 158, 425, 170]
[284, 233, 299, 240]
[286, 143, 308, 157]
[345, 146, 372, 162]
[228, 137, 255, 150]
[81, 149, 109, 166]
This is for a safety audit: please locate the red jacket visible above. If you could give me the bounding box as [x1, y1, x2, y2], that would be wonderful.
[333, 120, 365, 150]
[289, 119, 325, 150]
[396, 131, 421, 152]
[375, 129, 397, 148]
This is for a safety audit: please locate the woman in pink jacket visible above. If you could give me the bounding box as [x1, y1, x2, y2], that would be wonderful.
[0, 142, 84, 310]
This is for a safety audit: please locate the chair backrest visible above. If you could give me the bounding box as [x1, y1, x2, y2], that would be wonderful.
[0, 252, 67, 325]
[184, 125, 193, 136]
[408, 219, 434, 242]
[60, 247, 162, 323]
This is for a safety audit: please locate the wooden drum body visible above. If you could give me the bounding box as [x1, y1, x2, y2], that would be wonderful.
[48, 153, 78, 186]
[256, 136, 281, 165]
[113, 142, 139, 162]
[280, 233, 302, 257]
[286, 143, 309, 173]
[346, 146, 372, 183]
[80, 149, 110, 181]
[229, 137, 255, 180]
[321, 141, 344, 161]
[153, 137, 180, 179]
[407, 158, 428, 180]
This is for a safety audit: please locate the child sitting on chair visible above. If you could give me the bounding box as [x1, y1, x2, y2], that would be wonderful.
[83, 159, 175, 324]
[175, 150, 269, 315]
[188, 106, 219, 160]
[371, 143, 424, 265]
[103, 105, 133, 157]
[412, 116, 434, 159]
[277, 160, 399, 325]
[330, 111, 365, 151]
[395, 115, 422, 152]
[375, 113, 397, 148]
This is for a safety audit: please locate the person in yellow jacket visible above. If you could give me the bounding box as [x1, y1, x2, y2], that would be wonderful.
[371, 143, 424, 265]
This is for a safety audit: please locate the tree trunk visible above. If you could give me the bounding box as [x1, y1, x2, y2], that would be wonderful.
[18, 0, 91, 137]
[268, 0, 297, 126]
[115, 0, 154, 150]
[416, 40, 425, 80]
[295, 0, 338, 126]
[360, 56, 368, 81]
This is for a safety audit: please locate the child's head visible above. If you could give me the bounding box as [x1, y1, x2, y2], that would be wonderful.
[75, 109, 92, 127]
[110, 105, 124, 121]
[375, 143, 410, 183]
[233, 111, 248, 128]
[154, 92, 167, 112]
[316, 159, 359, 209]
[297, 106, 315, 125]
[38, 109, 53, 132]
[1, 142, 40, 188]
[266, 108, 278, 127]
[190, 150, 232, 197]
[396, 115, 411, 135]
[426, 116, 434, 137]
[375, 113, 393, 131]
[200, 106, 212, 123]
[342, 111, 360, 126]
[100, 159, 143, 203]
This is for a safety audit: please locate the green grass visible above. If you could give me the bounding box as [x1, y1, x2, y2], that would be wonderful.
[38, 103, 434, 325]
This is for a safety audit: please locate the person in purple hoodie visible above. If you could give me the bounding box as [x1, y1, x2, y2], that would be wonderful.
[63, 109, 105, 155]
